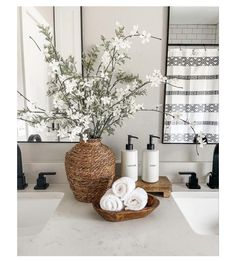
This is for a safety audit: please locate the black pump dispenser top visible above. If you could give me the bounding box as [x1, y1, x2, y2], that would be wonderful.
[147, 135, 160, 150]
[126, 135, 138, 150]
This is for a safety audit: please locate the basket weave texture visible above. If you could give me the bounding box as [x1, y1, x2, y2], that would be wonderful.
[65, 139, 115, 203]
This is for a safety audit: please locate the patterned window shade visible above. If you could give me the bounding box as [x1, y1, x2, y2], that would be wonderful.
[163, 48, 219, 144]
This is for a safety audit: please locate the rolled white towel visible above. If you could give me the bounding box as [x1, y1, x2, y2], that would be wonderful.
[100, 189, 124, 211]
[112, 177, 136, 201]
[124, 187, 148, 211]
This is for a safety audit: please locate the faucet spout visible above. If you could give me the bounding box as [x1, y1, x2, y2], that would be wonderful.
[207, 143, 219, 189]
[17, 144, 28, 190]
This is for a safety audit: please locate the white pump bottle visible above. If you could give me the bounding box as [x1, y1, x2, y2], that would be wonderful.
[121, 135, 139, 181]
[142, 135, 160, 183]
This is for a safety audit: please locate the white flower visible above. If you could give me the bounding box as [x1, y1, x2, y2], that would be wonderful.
[80, 115, 91, 130]
[189, 121, 196, 129]
[115, 21, 122, 28]
[53, 94, 65, 110]
[43, 47, 50, 59]
[130, 25, 139, 36]
[77, 89, 84, 97]
[82, 133, 88, 142]
[196, 132, 207, 148]
[112, 37, 131, 50]
[131, 80, 138, 90]
[49, 61, 60, 73]
[101, 51, 110, 66]
[85, 96, 95, 107]
[59, 75, 68, 82]
[74, 126, 83, 135]
[172, 112, 183, 121]
[140, 30, 151, 44]
[83, 79, 94, 89]
[166, 78, 179, 87]
[64, 79, 77, 93]
[115, 87, 130, 100]
[146, 70, 166, 87]
[113, 106, 121, 117]
[135, 103, 144, 110]
[101, 96, 111, 105]
[57, 128, 68, 138]
[100, 71, 109, 81]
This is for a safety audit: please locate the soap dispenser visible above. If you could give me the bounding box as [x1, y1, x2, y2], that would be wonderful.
[121, 135, 139, 181]
[142, 135, 160, 183]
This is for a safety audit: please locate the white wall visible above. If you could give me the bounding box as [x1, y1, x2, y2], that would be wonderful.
[19, 6, 215, 184]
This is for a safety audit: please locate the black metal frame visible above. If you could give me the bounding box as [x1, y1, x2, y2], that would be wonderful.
[18, 6, 84, 144]
[161, 6, 219, 145]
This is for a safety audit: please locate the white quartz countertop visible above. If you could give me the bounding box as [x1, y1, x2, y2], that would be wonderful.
[18, 183, 219, 256]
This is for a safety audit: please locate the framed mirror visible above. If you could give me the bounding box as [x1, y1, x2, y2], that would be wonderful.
[17, 6, 82, 143]
[162, 7, 219, 144]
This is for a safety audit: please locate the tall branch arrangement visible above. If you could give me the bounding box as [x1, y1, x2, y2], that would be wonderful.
[18, 22, 206, 152]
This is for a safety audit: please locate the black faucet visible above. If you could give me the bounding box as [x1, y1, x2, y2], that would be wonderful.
[207, 143, 219, 189]
[179, 172, 201, 189]
[17, 144, 28, 190]
[34, 172, 56, 190]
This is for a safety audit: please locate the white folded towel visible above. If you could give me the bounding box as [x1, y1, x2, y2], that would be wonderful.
[99, 189, 124, 211]
[112, 177, 136, 201]
[124, 187, 148, 211]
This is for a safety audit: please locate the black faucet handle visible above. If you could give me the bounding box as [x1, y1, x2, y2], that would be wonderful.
[178, 172, 201, 189]
[34, 172, 56, 190]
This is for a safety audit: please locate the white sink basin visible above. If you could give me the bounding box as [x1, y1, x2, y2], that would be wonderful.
[17, 192, 64, 237]
[172, 192, 219, 236]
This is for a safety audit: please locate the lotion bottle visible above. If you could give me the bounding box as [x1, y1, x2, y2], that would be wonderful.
[142, 135, 160, 183]
[121, 135, 139, 181]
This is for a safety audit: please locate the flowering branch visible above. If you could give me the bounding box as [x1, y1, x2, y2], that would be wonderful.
[18, 22, 183, 142]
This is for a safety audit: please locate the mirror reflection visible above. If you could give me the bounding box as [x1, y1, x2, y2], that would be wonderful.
[162, 7, 219, 144]
[17, 6, 82, 142]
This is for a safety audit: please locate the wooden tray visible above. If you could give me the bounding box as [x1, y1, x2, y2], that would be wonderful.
[92, 194, 160, 222]
[136, 176, 172, 198]
[113, 176, 172, 198]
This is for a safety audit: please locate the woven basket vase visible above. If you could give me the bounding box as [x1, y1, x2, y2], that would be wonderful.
[65, 139, 115, 203]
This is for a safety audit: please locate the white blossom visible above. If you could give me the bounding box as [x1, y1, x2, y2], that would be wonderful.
[53, 93, 66, 109]
[172, 112, 183, 121]
[85, 96, 95, 107]
[80, 115, 91, 130]
[140, 30, 151, 44]
[64, 79, 77, 93]
[112, 37, 131, 50]
[167, 78, 179, 87]
[101, 51, 110, 66]
[100, 71, 109, 81]
[135, 103, 144, 110]
[101, 96, 111, 105]
[43, 47, 50, 59]
[196, 132, 207, 148]
[146, 70, 166, 87]
[82, 133, 88, 142]
[130, 25, 139, 35]
[83, 79, 94, 89]
[49, 61, 60, 73]
[113, 106, 121, 117]
[57, 128, 68, 138]
[115, 87, 130, 100]
[115, 21, 123, 28]
[131, 80, 138, 90]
